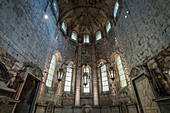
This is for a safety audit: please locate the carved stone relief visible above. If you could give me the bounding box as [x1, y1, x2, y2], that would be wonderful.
[7, 62, 23, 87]
[81, 104, 93, 113]
[0, 62, 10, 82]
[134, 75, 160, 113]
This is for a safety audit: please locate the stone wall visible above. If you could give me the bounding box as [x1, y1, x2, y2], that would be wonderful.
[0, 0, 169, 113]
[96, 0, 169, 112]
[0, 0, 76, 112]
[0, 0, 55, 70]
[114, 0, 170, 72]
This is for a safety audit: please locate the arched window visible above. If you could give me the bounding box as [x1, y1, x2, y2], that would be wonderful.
[96, 31, 102, 41]
[61, 21, 67, 33]
[83, 35, 90, 43]
[46, 55, 57, 87]
[106, 21, 111, 33]
[116, 55, 127, 87]
[71, 31, 77, 41]
[114, 1, 119, 18]
[83, 66, 90, 93]
[101, 64, 109, 91]
[64, 64, 73, 92]
[52, 0, 59, 20]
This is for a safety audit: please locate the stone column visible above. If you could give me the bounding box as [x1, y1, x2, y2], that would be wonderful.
[75, 44, 82, 106]
[92, 45, 99, 106]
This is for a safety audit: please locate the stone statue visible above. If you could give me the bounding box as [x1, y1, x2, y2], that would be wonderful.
[81, 104, 93, 113]
[7, 62, 23, 87]
[150, 69, 170, 96]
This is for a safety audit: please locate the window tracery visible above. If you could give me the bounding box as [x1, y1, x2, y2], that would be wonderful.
[106, 21, 111, 33]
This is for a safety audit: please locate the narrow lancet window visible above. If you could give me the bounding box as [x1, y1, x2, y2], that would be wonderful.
[101, 64, 109, 91]
[116, 55, 127, 87]
[83, 67, 90, 93]
[64, 65, 73, 92]
[96, 31, 102, 41]
[114, 1, 119, 18]
[71, 31, 77, 41]
[46, 55, 57, 87]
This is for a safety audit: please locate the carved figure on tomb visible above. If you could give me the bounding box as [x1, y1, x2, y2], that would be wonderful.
[81, 104, 93, 113]
[7, 62, 23, 87]
[150, 69, 170, 96]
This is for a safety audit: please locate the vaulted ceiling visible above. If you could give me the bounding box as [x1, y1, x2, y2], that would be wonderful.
[56, 0, 117, 39]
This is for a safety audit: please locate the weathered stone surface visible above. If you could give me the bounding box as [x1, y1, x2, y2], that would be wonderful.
[0, 0, 169, 113]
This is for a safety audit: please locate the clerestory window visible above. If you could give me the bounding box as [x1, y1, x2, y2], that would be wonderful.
[106, 21, 111, 33]
[96, 31, 102, 41]
[71, 31, 77, 41]
[61, 21, 67, 33]
[114, 1, 119, 18]
[83, 35, 90, 43]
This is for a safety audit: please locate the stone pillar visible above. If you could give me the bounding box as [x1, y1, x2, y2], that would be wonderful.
[92, 46, 99, 106]
[75, 44, 82, 106]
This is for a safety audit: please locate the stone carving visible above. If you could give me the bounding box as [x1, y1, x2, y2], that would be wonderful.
[130, 65, 150, 78]
[150, 69, 170, 96]
[7, 62, 24, 87]
[135, 75, 159, 113]
[24, 62, 43, 80]
[45, 101, 54, 113]
[0, 47, 7, 61]
[0, 62, 10, 82]
[81, 104, 93, 113]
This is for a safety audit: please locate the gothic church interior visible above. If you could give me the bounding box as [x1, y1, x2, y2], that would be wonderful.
[0, 0, 170, 113]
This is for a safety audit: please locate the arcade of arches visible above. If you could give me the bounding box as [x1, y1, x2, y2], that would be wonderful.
[0, 0, 170, 113]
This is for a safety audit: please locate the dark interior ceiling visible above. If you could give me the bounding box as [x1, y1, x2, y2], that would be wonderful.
[56, 0, 117, 38]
